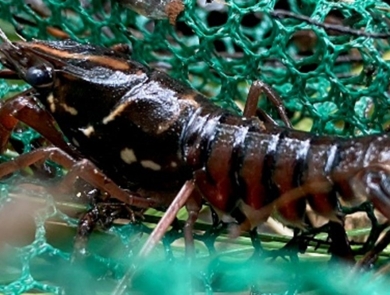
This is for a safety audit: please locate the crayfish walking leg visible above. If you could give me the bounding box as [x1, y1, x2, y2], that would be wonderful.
[0, 147, 155, 209]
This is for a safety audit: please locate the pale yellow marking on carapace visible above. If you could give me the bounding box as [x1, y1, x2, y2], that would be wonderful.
[60, 103, 78, 115]
[141, 160, 161, 171]
[30, 44, 130, 71]
[120, 148, 137, 164]
[102, 101, 130, 124]
[79, 125, 95, 137]
[156, 122, 173, 134]
[47, 93, 56, 112]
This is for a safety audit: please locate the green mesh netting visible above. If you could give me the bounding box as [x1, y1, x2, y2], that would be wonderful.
[1, 0, 390, 294]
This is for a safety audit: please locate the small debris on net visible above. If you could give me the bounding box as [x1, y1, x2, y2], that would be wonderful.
[116, 0, 185, 25]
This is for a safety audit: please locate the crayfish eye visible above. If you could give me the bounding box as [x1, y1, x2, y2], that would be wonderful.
[25, 65, 54, 88]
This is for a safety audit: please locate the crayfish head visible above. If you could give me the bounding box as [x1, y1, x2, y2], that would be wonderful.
[0, 28, 56, 91]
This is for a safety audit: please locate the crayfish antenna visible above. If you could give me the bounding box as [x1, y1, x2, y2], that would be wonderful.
[0, 28, 17, 49]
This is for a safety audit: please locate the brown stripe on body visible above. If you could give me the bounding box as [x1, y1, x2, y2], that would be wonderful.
[271, 131, 310, 226]
[304, 137, 340, 219]
[28, 43, 131, 71]
[260, 130, 285, 206]
[196, 124, 244, 212]
[79, 55, 131, 71]
[237, 132, 274, 211]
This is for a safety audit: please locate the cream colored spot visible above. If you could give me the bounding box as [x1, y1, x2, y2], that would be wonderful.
[121, 148, 137, 164]
[47, 93, 56, 112]
[103, 102, 129, 124]
[170, 161, 178, 168]
[140, 160, 161, 171]
[60, 103, 78, 115]
[79, 125, 95, 137]
[156, 123, 172, 134]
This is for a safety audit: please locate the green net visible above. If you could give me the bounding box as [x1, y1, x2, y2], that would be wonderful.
[1, 0, 390, 294]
